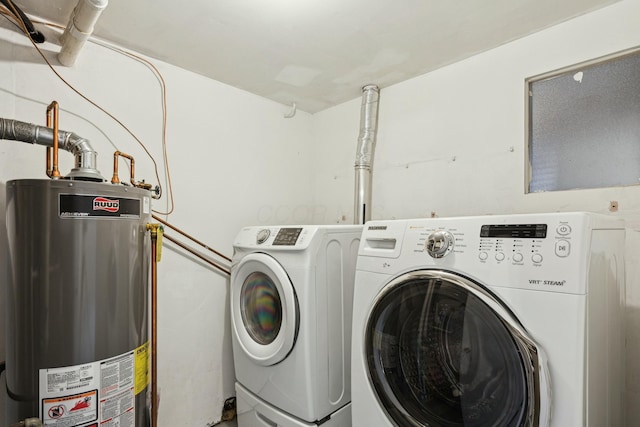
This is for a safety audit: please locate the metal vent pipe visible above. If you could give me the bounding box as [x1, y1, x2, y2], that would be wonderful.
[0, 118, 104, 181]
[354, 84, 380, 224]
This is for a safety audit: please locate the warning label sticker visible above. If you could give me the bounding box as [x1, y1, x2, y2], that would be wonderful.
[99, 352, 135, 427]
[39, 342, 149, 427]
[100, 388, 135, 426]
[42, 390, 98, 426]
[100, 352, 134, 397]
[134, 342, 150, 395]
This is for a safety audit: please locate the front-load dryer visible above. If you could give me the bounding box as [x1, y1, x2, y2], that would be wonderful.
[231, 225, 362, 427]
[351, 213, 625, 427]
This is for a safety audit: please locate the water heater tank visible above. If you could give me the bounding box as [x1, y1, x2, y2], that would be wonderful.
[5, 179, 151, 427]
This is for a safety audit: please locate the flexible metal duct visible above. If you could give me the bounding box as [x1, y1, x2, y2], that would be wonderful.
[0, 118, 103, 181]
[354, 84, 380, 224]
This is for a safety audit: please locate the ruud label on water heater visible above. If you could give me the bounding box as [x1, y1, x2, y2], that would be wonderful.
[59, 194, 141, 218]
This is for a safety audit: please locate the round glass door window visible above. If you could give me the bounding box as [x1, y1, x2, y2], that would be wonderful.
[241, 271, 282, 345]
[231, 253, 298, 365]
[366, 273, 530, 427]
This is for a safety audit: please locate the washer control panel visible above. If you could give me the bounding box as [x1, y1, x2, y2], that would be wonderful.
[476, 221, 572, 266]
[359, 213, 622, 294]
[399, 217, 579, 268]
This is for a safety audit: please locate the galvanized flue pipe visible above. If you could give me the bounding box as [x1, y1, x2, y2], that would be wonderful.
[354, 84, 380, 224]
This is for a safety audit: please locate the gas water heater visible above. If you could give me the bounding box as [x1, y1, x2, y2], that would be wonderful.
[2, 103, 154, 427]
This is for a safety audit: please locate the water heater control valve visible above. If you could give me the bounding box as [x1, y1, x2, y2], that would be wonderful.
[426, 230, 455, 258]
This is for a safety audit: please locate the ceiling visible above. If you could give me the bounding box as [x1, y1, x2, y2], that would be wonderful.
[11, 0, 619, 113]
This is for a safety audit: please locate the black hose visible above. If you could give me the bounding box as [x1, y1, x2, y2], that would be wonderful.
[0, 360, 5, 375]
[0, 0, 45, 43]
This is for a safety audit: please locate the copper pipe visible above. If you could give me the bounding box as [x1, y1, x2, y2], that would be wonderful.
[45, 105, 51, 176]
[163, 232, 231, 275]
[148, 224, 161, 427]
[112, 151, 152, 189]
[112, 151, 134, 185]
[46, 148, 52, 177]
[152, 214, 232, 263]
[46, 101, 61, 178]
[111, 151, 121, 184]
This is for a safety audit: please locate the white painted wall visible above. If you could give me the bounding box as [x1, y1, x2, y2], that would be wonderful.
[0, 19, 314, 427]
[312, 0, 640, 422]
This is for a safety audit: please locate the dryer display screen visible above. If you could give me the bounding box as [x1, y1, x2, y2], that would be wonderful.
[480, 224, 547, 239]
[273, 228, 303, 245]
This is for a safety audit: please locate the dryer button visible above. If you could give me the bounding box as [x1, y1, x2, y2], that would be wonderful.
[478, 251, 488, 261]
[512, 252, 524, 263]
[495, 252, 505, 261]
[532, 253, 543, 264]
[555, 240, 571, 257]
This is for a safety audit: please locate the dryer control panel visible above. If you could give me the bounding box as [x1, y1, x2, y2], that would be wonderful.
[234, 224, 363, 251]
[236, 226, 309, 249]
[272, 227, 303, 245]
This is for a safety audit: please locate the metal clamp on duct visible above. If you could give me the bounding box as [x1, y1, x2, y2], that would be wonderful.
[0, 117, 104, 181]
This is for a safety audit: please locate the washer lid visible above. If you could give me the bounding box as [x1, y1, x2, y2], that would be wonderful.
[364, 270, 551, 427]
[231, 253, 298, 366]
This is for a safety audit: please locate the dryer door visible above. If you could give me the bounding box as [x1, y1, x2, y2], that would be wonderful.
[231, 253, 298, 366]
[364, 270, 550, 427]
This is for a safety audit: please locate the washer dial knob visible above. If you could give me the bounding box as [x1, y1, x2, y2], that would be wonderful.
[426, 231, 455, 258]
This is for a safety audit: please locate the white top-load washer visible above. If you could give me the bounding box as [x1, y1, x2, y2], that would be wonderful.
[231, 225, 362, 427]
[351, 213, 625, 427]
